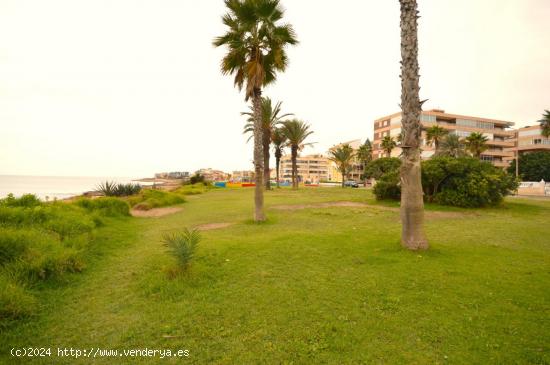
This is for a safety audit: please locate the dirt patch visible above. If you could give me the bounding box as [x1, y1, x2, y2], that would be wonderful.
[196, 222, 233, 231]
[131, 207, 183, 217]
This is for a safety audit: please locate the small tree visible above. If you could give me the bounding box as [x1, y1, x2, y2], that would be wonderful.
[437, 134, 467, 158]
[329, 144, 355, 187]
[464, 132, 489, 158]
[507, 151, 550, 181]
[356, 139, 373, 180]
[280, 119, 314, 189]
[538, 110, 550, 138]
[425, 125, 448, 153]
[381, 136, 397, 157]
[271, 128, 287, 188]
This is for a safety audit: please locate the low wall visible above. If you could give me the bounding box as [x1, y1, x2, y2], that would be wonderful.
[517, 181, 548, 196]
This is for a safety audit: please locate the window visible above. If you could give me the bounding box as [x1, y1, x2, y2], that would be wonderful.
[421, 114, 436, 123]
[456, 118, 494, 129]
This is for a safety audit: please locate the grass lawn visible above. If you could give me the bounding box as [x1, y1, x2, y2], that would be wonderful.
[1, 187, 549, 364]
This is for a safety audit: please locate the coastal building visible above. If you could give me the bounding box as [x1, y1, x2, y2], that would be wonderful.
[373, 109, 515, 168]
[196, 168, 229, 182]
[231, 170, 255, 183]
[504, 124, 550, 161]
[279, 154, 333, 183]
[154, 171, 189, 179]
[329, 139, 365, 182]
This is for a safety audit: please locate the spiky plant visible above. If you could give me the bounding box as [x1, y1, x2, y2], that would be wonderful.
[162, 228, 201, 270]
[95, 181, 117, 196]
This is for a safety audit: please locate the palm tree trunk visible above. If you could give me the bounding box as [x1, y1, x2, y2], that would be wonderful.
[399, 0, 428, 250]
[341, 165, 345, 188]
[252, 88, 266, 222]
[263, 133, 271, 190]
[291, 145, 298, 189]
[275, 154, 280, 188]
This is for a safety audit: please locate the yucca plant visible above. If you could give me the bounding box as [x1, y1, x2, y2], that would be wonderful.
[95, 181, 117, 196]
[162, 228, 200, 270]
[113, 183, 142, 196]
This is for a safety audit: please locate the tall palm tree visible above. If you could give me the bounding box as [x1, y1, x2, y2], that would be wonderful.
[271, 128, 287, 188]
[425, 125, 448, 153]
[280, 119, 314, 189]
[356, 139, 373, 180]
[437, 134, 467, 158]
[213, 0, 298, 222]
[381, 136, 397, 157]
[538, 109, 550, 138]
[329, 144, 355, 187]
[398, 0, 428, 250]
[242, 97, 293, 189]
[464, 132, 489, 158]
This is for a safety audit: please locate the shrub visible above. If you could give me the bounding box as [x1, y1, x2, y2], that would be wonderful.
[95, 181, 142, 197]
[189, 173, 206, 185]
[507, 151, 550, 181]
[0, 229, 29, 264]
[0, 278, 36, 323]
[364, 158, 401, 179]
[128, 189, 185, 211]
[175, 183, 211, 196]
[423, 157, 518, 207]
[162, 229, 200, 270]
[76, 197, 130, 217]
[373, 170, 401, 200]
[0, 193, 41, 208]
[372, 156, 518, 207]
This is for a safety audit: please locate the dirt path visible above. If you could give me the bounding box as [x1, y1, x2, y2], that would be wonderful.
[130, 206, 183, 217]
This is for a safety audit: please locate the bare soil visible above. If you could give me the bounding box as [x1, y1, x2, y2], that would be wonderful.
[130, 207, 183, 217]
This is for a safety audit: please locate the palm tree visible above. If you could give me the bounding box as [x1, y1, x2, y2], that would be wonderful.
[464, 132, 489, 158]
[356, 139, 373, 181]
[213, 0, 298, 222]
[398, 0, 428, 250]
[280, 119, 314, 189]
[538, 110, 550, 138]
[242, 97, 293, 189]
[437, 134, 467, 158]
[425, 125, 448, 153]
[271, 128, 287, 188]
[329, 144, 355, 187]
[381, 136, 397, 157]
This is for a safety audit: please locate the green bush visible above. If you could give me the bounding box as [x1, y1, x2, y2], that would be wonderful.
[507, 151, 550, 181]
[128, 189, 185, 211]
[372, 170, 401, 200]
[175, 183, 211, 196]
[162, 229, 200, 270]
[189, 173, 206, 185]
[0, 193, 41, 208]
[423, 157, 518, 207]
[76, 197, 130, 217]
[371, 157, 518, 207]
[0, 278, 36, 323]
[364, 158, 401, 179]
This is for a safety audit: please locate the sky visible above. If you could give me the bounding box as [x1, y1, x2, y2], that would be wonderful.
[1, 0, 549, 177]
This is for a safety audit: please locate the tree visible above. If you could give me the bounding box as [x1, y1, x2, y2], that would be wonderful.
[425, 125, 448, 153]
[329, 144, 355, 187]
[271, 128, 287, 188]
[508, 151, 550, 181]
[381, 136, 397, 157]
[213, 0, 298, 222]
[437, 134, 467, 158]
[356, 139, 373, 180]
[280, 119, 314, 189]
[242, 97, 293, 189]
[538, 110, 550, 138]
[364, 157, 401, 180]
[464, 132, 489, 158]
[398, 0, 428, 250]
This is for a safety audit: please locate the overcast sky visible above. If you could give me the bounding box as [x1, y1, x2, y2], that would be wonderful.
[1, 0, 548, 177]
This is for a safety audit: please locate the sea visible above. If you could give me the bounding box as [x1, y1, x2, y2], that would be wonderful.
[0, 175, 150, 200]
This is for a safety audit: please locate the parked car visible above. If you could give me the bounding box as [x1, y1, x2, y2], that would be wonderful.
[344, 180, 359, 188]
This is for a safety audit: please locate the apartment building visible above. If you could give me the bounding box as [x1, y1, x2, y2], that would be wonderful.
[329, 139, 365, 181]
[196, 168, 229, 182]
[373, 109, 515, 167]
[505, 124, 550, 160]
[231, 170, 255, 183]
[279, 154, 332, 183]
